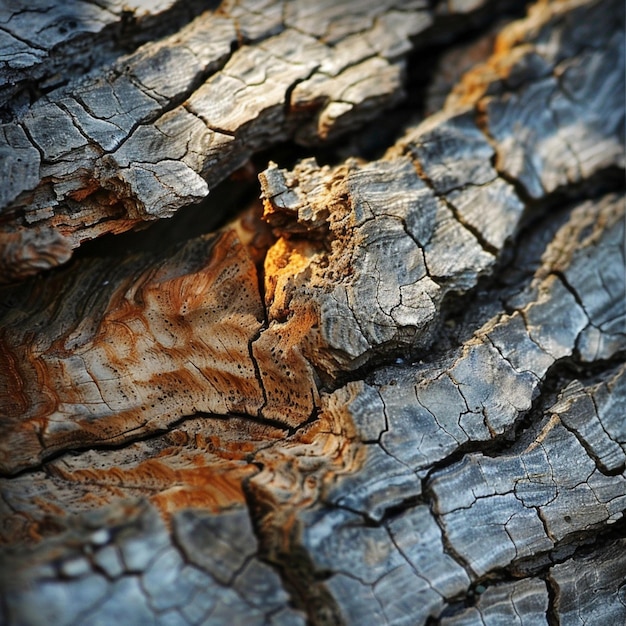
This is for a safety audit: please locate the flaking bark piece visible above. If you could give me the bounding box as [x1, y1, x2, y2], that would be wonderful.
[259, 153, 509, 380]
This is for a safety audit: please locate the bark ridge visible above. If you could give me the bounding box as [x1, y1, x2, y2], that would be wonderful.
[0, 0, 624, 625]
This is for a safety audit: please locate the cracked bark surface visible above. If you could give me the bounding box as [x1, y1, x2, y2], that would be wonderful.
[1, 0, 624, 624]
[0, 0, 524, 281]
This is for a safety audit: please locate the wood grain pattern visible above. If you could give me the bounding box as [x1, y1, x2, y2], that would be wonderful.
[0, 228, 318, 474]
[0, 0, 624, 624]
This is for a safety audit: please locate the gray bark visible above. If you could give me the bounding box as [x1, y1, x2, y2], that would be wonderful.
[0, 0, 624, 625]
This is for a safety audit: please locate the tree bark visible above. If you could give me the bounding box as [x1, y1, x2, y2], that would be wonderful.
[0, 0, 624, 624]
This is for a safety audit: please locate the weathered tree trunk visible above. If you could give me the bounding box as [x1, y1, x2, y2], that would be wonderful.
[0, 0, 624, 624]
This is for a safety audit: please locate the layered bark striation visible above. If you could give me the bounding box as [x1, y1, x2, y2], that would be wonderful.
[0, 0, 624, 625]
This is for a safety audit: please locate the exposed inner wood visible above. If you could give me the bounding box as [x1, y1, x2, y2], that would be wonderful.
[0, 0, 624, 625]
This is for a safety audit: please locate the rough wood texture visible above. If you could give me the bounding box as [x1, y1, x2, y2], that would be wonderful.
[0, 0, 624, 624]
[440, 578, 550, 625]
[0, 0, 211, 109]
[0, 0, 523, 281]
[548, 538, 626, 626]
[0, 227, 318, 474]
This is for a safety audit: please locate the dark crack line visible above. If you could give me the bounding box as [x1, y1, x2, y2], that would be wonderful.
[0, 408, 289, 480]
[240, 478, 346, 626]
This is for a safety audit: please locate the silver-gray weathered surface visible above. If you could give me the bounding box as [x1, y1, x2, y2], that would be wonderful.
[0, 0, 624, 624]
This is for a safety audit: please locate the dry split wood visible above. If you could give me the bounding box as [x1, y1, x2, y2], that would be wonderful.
[0, 0, 624, 624]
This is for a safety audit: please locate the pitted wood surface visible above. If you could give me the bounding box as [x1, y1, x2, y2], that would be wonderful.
[0, 0, 624, 624]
